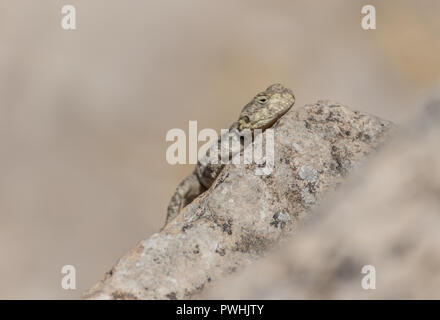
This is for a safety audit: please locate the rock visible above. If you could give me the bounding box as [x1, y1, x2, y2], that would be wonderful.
[201, 102, 440, 299]
[83, 100, 394, 299]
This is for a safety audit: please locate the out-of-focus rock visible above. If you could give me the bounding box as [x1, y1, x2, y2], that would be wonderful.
[83, 101, 393, 299]
[202, 102, 440, 299]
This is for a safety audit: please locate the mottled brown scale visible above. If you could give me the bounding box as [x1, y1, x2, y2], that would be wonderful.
[164, 84, 295, 228]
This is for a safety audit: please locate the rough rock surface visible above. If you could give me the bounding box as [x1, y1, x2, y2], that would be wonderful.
[202, 102, 440, 299]
[83, 101, 394, 299]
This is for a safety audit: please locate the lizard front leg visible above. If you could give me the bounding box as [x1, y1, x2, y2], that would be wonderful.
[164, 171, 206, 226]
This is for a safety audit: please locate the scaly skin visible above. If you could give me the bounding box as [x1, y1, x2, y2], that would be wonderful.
[164, 84, 295, 227]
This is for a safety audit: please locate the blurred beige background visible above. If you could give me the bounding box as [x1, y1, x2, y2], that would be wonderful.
[0, 0, 439, 299]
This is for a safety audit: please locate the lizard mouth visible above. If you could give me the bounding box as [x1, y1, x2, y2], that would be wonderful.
[254, 105, 293, 130]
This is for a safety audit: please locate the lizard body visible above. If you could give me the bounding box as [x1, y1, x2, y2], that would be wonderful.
[164, 84, 295, 227]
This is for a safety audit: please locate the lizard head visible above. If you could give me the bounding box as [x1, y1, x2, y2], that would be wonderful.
[237, 83, 295, 131]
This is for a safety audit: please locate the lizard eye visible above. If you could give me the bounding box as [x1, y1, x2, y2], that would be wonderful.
[256, 95, 269, 105]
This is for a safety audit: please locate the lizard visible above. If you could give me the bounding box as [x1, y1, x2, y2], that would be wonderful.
[164, 83, 295, 227]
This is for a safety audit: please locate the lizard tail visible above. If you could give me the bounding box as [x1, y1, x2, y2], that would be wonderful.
[163, 173, 205, 228]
